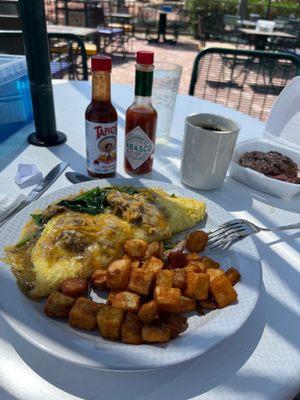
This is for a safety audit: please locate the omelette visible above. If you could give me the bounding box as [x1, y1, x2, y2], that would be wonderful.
[5, 187, 206, 299]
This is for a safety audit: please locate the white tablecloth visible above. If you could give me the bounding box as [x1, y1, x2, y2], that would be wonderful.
[0, 81, 299, 400]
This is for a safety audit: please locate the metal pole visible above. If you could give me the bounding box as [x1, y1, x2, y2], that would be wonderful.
[238, 0, 248, 19]
[18, 0, 67, 146]
[266, 0, 272, 19]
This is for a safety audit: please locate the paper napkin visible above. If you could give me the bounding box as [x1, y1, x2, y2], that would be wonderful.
[14, 163, 43, 188]
[0, 193, 26, 221]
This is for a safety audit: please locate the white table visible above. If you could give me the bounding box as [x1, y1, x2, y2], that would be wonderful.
[0, 81, 300, 400]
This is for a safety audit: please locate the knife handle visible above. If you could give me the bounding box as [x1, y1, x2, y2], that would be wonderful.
[0, 199, 28, 231]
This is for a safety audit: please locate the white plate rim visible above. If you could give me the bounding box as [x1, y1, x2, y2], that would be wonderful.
[0, 179, 262, 371]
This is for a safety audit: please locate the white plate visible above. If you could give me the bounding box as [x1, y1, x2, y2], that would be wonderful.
[0, 179, 262, 371]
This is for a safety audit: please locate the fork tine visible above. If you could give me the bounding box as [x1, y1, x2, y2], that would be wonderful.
[208, 222, 245, 240]
[207, 227, 248, 246]
[207, 220, 242, 236]
[207, 231, 249, 251]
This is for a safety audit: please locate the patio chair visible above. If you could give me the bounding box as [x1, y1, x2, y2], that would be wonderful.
[88, 6, 127, 56]
[268, 22, 300, 55]
[0, 30, 88, 80]
[48, 33, 88, 80]
[222, 14, 244, 45]
[189, 47, 300, 121]
[0, 14, 22, 53]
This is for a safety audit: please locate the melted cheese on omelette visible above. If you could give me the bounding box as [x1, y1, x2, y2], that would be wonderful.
[5, 188, 206, 299]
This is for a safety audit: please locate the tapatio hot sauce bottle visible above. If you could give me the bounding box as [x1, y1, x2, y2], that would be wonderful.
[125, 51, 157, 174]
[85, 55, 117, 178]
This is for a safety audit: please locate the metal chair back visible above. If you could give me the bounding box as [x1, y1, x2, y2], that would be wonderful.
[0, 30, 88, 80]
[189, 47, 300, 121]
[48, 32, 88, 80]
[0, 0, 18, 16]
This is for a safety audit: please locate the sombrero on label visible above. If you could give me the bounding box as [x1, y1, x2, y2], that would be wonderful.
[98, 135, 116, 152]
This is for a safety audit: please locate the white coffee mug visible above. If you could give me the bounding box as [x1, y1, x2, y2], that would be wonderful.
[180, 113, 240, 190]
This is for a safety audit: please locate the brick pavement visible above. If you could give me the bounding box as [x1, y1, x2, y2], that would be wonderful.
[110, 36, 232, 94]
[108, 37, 296, 121]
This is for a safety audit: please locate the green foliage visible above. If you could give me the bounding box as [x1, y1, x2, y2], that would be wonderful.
[187, 0, 300, 33]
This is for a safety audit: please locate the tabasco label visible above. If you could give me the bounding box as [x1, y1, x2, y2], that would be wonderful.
[85, 120, 117, 174]
[125, 126, 155, 170]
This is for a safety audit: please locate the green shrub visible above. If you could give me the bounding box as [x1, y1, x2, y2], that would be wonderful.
[187, 0, 300, 34]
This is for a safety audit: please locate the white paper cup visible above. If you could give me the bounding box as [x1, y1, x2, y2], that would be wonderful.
[180, 113, 240, 190]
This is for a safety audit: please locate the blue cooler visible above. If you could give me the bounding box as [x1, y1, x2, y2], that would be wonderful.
[0, 55, 33, 143]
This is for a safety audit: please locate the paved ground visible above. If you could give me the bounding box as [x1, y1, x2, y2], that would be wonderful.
[108, 36, 297, 121]
[110, 35, 234, 94]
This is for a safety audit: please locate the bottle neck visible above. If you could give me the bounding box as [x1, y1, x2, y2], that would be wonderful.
[134, 95, 152, 106]
[134, 64, 154, 98]
[92, 71, 111, 102]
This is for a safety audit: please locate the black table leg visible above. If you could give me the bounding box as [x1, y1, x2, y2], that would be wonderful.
[148, 12, 177, 44]
[254, 36, 268, 50]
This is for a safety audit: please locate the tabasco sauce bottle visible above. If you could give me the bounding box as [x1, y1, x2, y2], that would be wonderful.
[124, 51, 157, 174]
[85, 55, 117, 178]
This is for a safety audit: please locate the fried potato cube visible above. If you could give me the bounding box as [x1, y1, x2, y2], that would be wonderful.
[131, 260, 141, 270]
[142, 256, 164, 275]
[107, 259, 131, 290]
[186, 230, 208, 253]
[184, 263, 200, 273]
[122, 253, 131, 260]
[185, 261, 206, 273]
[106, 290, 120, 305]
[137, 300, 158, 324]
[201, 256, 220, 269]
[45, 291, 75, 318]
[154, 287, 181, 311]
[210, 275, 238, 308]
[186, 252, 202, 263]
[111, 291, 140, 313]
[142, 324, 172, 343]
[225, 267, 241, 286]
[199, 299, 217, 309]
[97, 305, 125, 340]
[185, 271, 210, 300]
[156, 270, 173, 288]
[91, 269, 108, 291]
[121, 312, 143, 345]
[69, 297, 100, 331]
[162, 314, 188, 338]
[124, 239, 148, 258]
[167, 251, 187, 269]
[179, 296, 196, 312]
[60, 278, 88, 298]
[128, 268, 154, 295]
[207, 268, 225, 283]
[145, 242, 164, 259]
[173, 269, 186, 290]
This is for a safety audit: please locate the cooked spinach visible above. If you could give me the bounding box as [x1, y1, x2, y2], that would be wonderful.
[58, 187, 110, 215]
[58, 186, 139, 215]
[163, 241, 176, 250]
[31, 213, 49, 227]
[16, 230, 42, 248]
[119, 187, 139, 195]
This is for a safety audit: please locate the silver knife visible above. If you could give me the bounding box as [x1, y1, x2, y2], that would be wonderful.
[0, 162, 68, 227]
[65, 171, 95, 184]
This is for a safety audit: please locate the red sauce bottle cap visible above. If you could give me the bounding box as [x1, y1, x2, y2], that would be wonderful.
[91, 55, 112, 72]
[136, 51, 154, 65]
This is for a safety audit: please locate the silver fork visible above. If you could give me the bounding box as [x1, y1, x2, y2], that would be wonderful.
[206, 219, 300, 252]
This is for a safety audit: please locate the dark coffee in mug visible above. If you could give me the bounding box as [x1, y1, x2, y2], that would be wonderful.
[196, 123, 227, 132]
